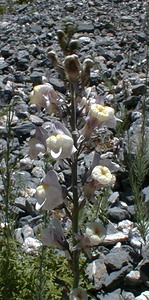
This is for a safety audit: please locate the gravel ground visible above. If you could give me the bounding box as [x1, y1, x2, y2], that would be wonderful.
[0, 1, 149, 299]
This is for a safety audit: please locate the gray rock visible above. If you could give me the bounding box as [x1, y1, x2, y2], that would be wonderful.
[139, 259, 149, 286]
[64, 2, 76, 12]
[30, 71, 44, 85]
[97, 290, 121, 300]
[103, 264, 132, 290]
[104, 248, 131, 271]
[77, 21, 94, 32]
[108, 207, 130, 222]
[125, 270, 142, 286]
[14, 102, 29, 118]
[87, 258, 107, 289]
[12, 122, 35, 138]
[131, 84, 146, 96]
[135, 291, 149, 300]
[121, 291, 135, 300]
[49, 77, 66, 93]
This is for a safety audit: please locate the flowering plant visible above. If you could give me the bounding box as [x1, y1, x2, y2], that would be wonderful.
[28, 19, 120, 298]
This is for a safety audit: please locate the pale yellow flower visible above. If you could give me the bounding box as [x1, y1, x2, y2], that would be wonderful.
[90, 104, 114, 122]
[80, 104, 120, 139]
[29, 83, 58, 113]
[91, 165, 115, 186]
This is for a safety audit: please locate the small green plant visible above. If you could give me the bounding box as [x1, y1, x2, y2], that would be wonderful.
[0, 5, 6, 14]
[127, 26, 149, 241]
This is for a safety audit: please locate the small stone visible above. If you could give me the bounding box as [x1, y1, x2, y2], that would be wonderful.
[125, 270, 142, 285]
[142, 186, 149, 204]
[135, 291, 149, 300]
[29, 114, 44, 125]
[87, 258, 107, 289]
[121, 291, 135, 300]
[12, 122, 35, 138]
[15, 228, 24, 244]
[64, 2, 75, 12]
[49, 77, 66, 93]
[15, 102, 29, 118]
[97, 290, 121, 300]
[77, 21, 94, 33]
[108, 192, 119, 205]
[117, 220, 133, 235]
[140, 259, 149, 285]
[105, 248, 131, 271]
[108, 207, 130, 222]
[129, 227, 144, 251]
[131, 84, 146, 96]
[30, 71, 44, 85]
[31, 166, 45, 178]
[103, 232, 128, 246]
[20, 157, 33, 171]
[103, 264, 132, 290]
[78, 36, 91, 44]
[22, 224, 34, 239]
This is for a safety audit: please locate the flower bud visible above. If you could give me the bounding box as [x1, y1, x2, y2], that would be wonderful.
[69, 288, 88, 300]
[64, 54, 81, 84]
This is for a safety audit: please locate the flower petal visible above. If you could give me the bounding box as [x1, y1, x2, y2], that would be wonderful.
[50, 147, 62, 159]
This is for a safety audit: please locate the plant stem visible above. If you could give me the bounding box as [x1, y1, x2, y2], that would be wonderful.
[70, 84, 80, 288]
[3, 104, 13, 241]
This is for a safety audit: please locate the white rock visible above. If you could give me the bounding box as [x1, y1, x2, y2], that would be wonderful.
[102, 232, 128, 246]
[22, 224, 34, 239]
[118, 220, 133, 235]
[22, 237, 42, 253]
[135, 291, 149, 300]
[125, 270, 142, 284]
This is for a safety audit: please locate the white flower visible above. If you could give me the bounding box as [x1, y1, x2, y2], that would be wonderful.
[46, 121, 77, 159]
[40, 218, 66, 250]
[29, 83, 59, 113]
[91, 165, 115, 186]
[46, 133, 75, 159]
[85, 222, 106, 246]
[35, 170, 63, 211]
[69, 288, 88, 300]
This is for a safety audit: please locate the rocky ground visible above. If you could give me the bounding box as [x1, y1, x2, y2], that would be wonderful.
[0, 0, 149, 299]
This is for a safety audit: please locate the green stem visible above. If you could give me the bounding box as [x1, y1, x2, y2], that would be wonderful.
[3, 104, 13, 240]
[70, 84, 80, 288]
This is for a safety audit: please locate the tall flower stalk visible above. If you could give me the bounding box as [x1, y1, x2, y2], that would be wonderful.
[28, 19, 120, 297]
[70, 83, 80, 288]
